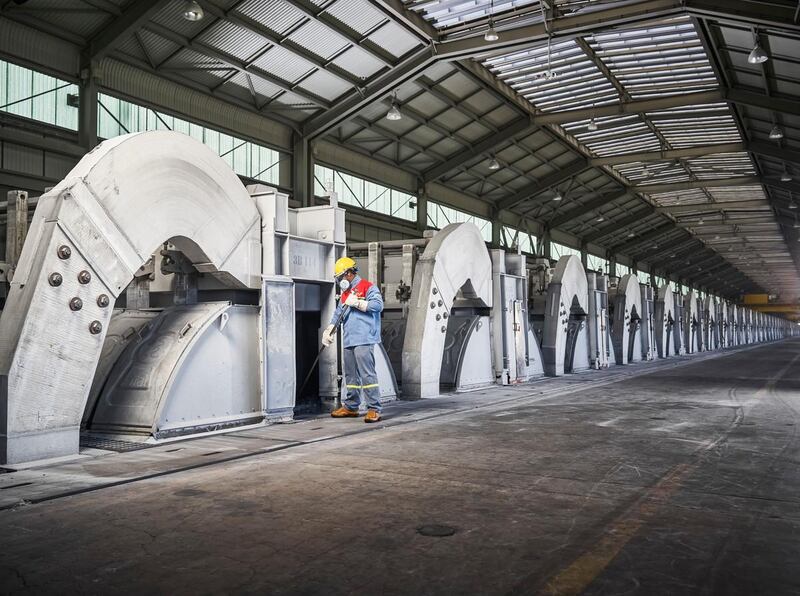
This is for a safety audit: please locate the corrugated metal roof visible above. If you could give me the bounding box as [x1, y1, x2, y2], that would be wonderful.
[251, 45, 315, 85]
[199, 20, 270, 63]
[367, 21, 422, 58]
[297, 68, 353, 101]
[288, 20, 349, 61]
[238, 0, 306, 36]
[330, 46, 384, 80]
[325, 0, 387, 35]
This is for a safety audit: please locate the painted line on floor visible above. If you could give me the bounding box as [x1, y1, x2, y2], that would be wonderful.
[532, 346, 800, 596]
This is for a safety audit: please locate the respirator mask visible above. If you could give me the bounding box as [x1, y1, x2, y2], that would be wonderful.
[338, 278, 351, 292]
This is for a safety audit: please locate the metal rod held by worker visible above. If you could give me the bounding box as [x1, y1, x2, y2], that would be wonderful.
[298, 304, 350, 399]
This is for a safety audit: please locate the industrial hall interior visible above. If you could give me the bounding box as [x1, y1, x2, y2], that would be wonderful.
[0, 0, 800, 593]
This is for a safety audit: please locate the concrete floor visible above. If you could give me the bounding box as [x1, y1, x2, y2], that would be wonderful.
[1, 340, 799, 595]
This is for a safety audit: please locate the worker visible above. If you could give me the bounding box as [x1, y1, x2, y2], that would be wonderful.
[322, 256, 385, 423]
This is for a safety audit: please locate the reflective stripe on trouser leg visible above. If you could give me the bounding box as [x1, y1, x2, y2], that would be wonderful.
[354, 344, 381, 413]
[343, 347, 361, 412]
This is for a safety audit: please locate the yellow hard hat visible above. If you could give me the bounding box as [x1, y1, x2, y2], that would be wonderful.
[334, 256, 357, 277]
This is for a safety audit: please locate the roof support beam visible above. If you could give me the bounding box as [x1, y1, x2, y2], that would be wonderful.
[144, 22, 330, 109]
[435, 0, 684, 60]
[421, 117, 535, 183]
[748, 140, 800, 168]
[638, 234, 699, 261]
[613, 224, 682, 255]
[527, 86, 799, 128]
[591, 142, 745, 167]
[495, 159, 590, 211]
[722, 87, 800, 117]
[547, 190, 630, 228]
[637, 176, 800, 195]
[303, 0, 685, 139]
[85, 0, 167, 62]
[658, 200, 772, 215]
[687, 0, 800, 33]
[635, 176, 761, 194]
[582, 208, 656, 243]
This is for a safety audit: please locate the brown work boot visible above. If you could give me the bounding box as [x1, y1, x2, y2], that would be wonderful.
[331, 406, 359, 418]
[364, 410, 382, 423]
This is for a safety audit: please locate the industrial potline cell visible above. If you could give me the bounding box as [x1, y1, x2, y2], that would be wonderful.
[673, 290, 686, 356]
[717, 299, 730, 349]
[347, 222, 542, 399]
[0, 130, 370, 465]
[705, 296, 717, 351]
[528, 255, 613, 375]
[639, 283, 656, 361]
[682, 291, 701, 354]
[607, 274, 644, 365]
[653, 283, 675, 358]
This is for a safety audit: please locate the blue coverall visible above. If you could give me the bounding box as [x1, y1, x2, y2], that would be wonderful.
[330, 275, 384, 412]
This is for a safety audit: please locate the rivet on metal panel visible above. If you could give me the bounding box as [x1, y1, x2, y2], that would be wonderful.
[436, 314, 441, 321]
[89, 320, 103, 334]
[78, 270, 92, 284]
[443, 312, 448, 319]
[97, 294, 110, 307]
[432, 288, 438, 294]
[430, 301, 436, 309]
[441, 326, 446, 333]
[69, 297, 83, 311]
[48, 272, 63, 287]
[437, 300, 443, 307]
[57, 245, 72, 259]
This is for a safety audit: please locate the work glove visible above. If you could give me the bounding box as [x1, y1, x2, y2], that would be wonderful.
[344, 293, 369, 312]
[321, 324, 335, 347]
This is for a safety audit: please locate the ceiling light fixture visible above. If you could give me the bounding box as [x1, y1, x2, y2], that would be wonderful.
[485, 0, 499, 41]
[386, 90, 402, 121]
[182, 0, 204, 21]
[790, 199, 798, 210]
[596, 215, 605, 222]
[781, 168, 792, 182]
[587, 118, 598, 132]
[552, 191, 563, 201]
[698, 218, 704, 225]
[747, 31, 769, 64]
[769, 124, 784, 140]
[642, 164, 651, 177]
[488, 156, 501, 170]
[627, 230, 636, 238]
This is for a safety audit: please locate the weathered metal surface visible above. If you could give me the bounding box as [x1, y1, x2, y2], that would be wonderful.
[588, 272, 610, 369]
[402, 223, 492, 399]
[703, 295, 719, 351]
[654, 284, 674, 358]
[541, 255, 590, 376]
[610, 274, 643, 365]
[640, 285, 655, 361]
[683, 291, 701, 354]
[0, 131, 261, 464]
[89, 303, 261, 438]
[83, 308, 159, 428]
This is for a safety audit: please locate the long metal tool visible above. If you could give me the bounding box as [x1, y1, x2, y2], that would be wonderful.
[298, 304, 349, 399]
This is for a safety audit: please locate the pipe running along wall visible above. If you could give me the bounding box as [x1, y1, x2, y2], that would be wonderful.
[0, 132, 261, 463]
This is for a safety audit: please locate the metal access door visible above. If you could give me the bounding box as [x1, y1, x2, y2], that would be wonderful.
[512, 299, 528, 381]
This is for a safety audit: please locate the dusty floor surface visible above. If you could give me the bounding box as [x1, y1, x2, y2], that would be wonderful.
[1, 340, 799, 595]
